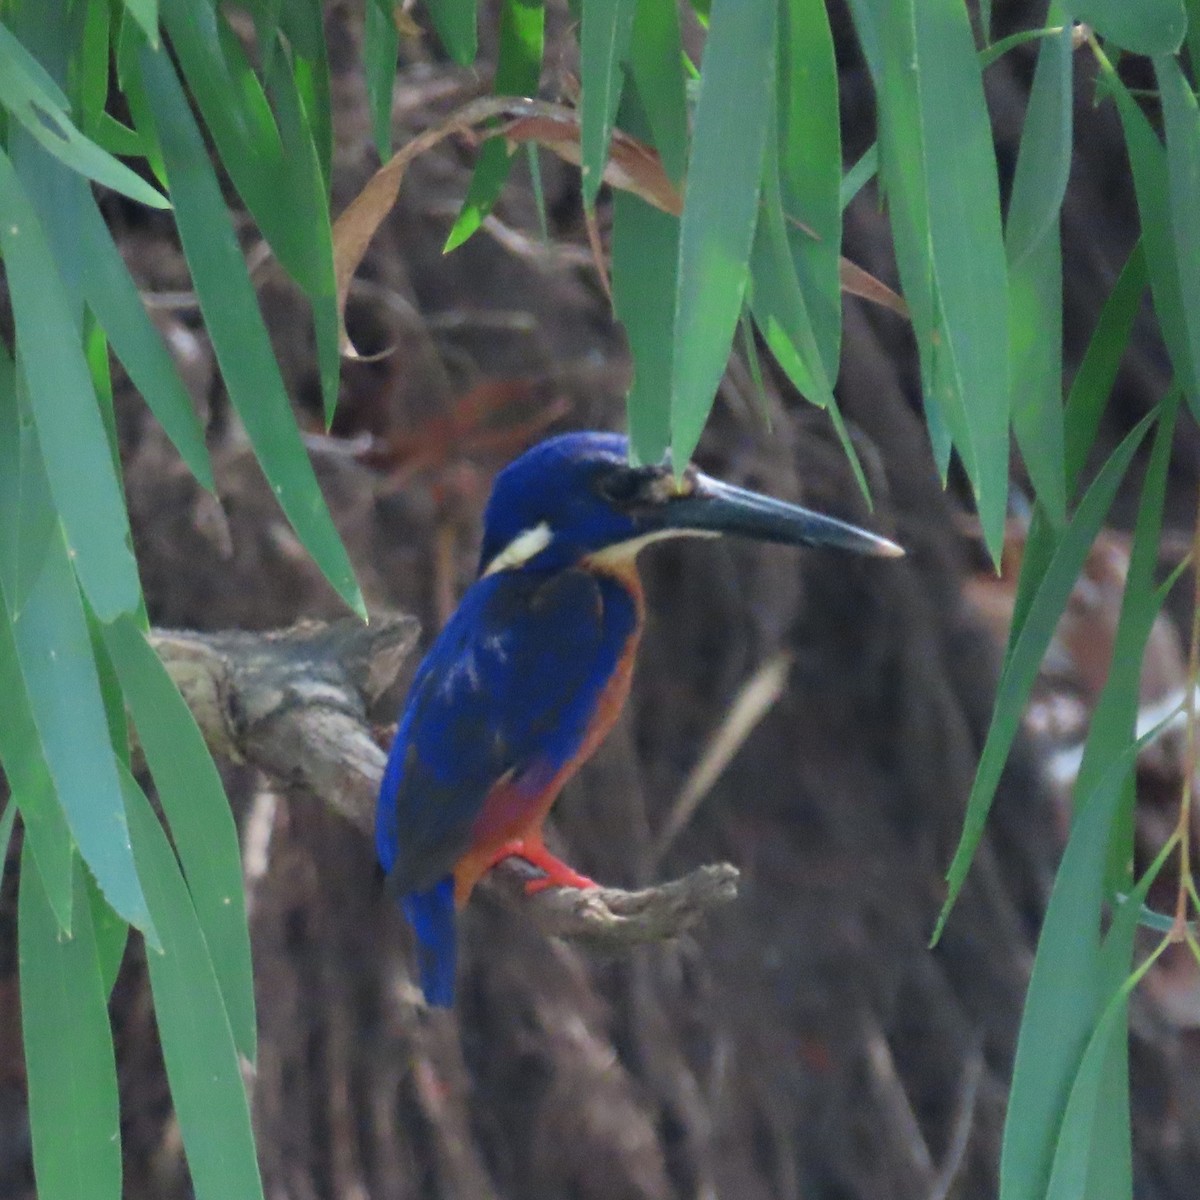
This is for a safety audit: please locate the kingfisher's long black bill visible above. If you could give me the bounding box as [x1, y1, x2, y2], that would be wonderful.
[659, 475, 904, 558]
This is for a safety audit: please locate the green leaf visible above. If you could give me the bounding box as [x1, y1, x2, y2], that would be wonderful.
[627, 0, 688, 184]
[999, 755, 1130, 1200]
[0, 149, 142, 621]
[0, 23, 168, 209]
[840, 142, 877, 211]
[672, 0, 777, 466]
[444, 0, 545, 251]
[424, 0, 478, 65]
[0, 799, 15, 888]
[0, 648, 74, 931]
[279, 0, 334, 190]
[1039, 835, 1171, 1200]
[86, 871, 129, 999]
[1155, 54, 1200, 421]
[19, 850, 122, 1200]
[1008, 228, 1066, 525]
[157, 0, 316, 291]
[76, 190, 213, 490]
[1004, 15, 1071, 529]
[1005, 13, 1072, 267]
[133, 43, 364, 616]
[934, 408, 1155, 942]
[259, 38, 341, 423]
[11, 523, 155, 936]
[122, 0, 161, 47]
[1103, 51, 1200, 419]
[852, 0, 974, 489]
[1065, 0, 1185, 55]
[1079, 388, 1179, 901]
[580, 0, 637, 206]
[776, 0, 842, 385]
[613, 191, 677, 465]
[80, 0, 112, 138]
[104, 614, 257, 1061]
[124, 770, 265, 1200]
[1063, 243, 1147, 495]
[898, 0, 1011, 561]
[748, 131, 870, 502]
[365, 0, 400, 161]
[0, 373, 74, 931]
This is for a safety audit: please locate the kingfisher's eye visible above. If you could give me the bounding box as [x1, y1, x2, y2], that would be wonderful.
[595, 466, 661, 507]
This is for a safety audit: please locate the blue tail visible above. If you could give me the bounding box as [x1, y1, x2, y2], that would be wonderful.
[400, 876, 457, 1007]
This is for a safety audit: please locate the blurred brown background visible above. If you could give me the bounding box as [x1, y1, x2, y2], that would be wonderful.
[2, 2, 1199, 1197]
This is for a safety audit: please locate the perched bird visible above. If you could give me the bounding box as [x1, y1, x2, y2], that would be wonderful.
[376, 431, 903, 1005]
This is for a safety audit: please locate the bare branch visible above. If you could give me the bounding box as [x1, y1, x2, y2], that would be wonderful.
[147, 617, 740, 946]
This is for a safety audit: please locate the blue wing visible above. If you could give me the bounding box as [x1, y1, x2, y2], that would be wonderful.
[376, 567, 638, 895]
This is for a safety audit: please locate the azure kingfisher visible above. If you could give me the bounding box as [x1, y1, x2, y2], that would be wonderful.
[376, 431, 903, 1005]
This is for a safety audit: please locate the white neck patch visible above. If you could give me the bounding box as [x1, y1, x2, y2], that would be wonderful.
[482, 521, 554, 576]
[585, 527, 720, 568]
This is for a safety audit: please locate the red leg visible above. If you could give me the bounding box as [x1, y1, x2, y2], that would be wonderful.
[477, 836, 596, 894]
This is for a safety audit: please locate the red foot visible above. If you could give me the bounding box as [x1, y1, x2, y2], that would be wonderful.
[482, 837, 597, 894]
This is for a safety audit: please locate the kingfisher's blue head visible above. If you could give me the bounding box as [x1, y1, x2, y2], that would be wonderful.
[477, 432, 903, 578]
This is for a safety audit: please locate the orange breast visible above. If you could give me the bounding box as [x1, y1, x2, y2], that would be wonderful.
[452, 562, 646, 902]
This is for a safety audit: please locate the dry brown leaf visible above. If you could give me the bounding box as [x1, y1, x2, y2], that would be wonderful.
[333, 94, 908, 358]
[839, 257, 910, 319]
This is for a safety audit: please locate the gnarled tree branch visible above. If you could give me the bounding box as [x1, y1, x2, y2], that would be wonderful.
[147, 617, 740, 946]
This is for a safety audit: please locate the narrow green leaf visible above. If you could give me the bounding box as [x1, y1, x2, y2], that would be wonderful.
[853, 0, 975, 489]
[0, 149, 141, 621]
[260, 40, 341, 424]
[1188, 0, 1200, 81]
[906, 0, 1011, 560]
[134, 44, 364, 616]
[580, 0, 637, 206]
[124, 771, 266, 1200]
[748, 132, 870, 502]
[840, 143, 877, 211]
[1065, 0, 1185, 55]
[86, 871, 129, 999]
[1155, 55, 1200, 421]
[279, 0, 334, 191]
[158, 0, 341, 423]
[672, 0, 777, 466]
[423, 0, 478, 65]
[1008, 231, 1067, 524]
[19, 850, 122, 1200]
[1103, 52, 1200, 419]
[0, 23, 168, 209]
[0, 799, 15, 887]
[80, 0, 112, 138]
[365, 0, 400, 161]
[10, 522, 154, 936]
[1005, 13, 1072, 267]
[122, 0, 160, 46]
[76, 190, 213, 490]
[935, 409, 1155, 941]
[777, 0, 842, 384]
[444, 0, 545, 251]
[0, 370, 74, 931]
[90, 112, 149, 159]
[627, 0, 688, 184]
[104, 614, 257, 1061]
[1040, 840, 1170, 1200]
[613, 192, 676, 465]
[1063, 243, 1147, 495]
[158, 0, 312, 289]
[999, 749, 1137, 1200]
